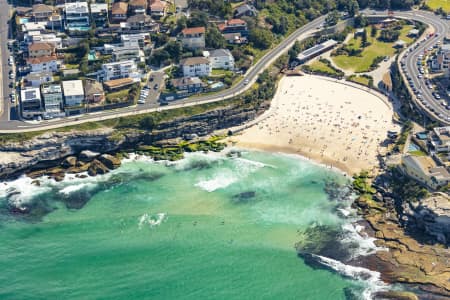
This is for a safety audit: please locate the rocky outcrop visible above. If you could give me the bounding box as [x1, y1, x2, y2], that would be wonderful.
[98, 154, 121, 170]
[0, 104, 267, 179]
[403, 193, 450, 245]
[352, 194, 450, 297]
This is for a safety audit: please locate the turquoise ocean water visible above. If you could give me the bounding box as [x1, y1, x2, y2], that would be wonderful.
[0, 150, 381, 299]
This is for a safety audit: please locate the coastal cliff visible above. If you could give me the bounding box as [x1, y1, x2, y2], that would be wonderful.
[0, 103, 268, 180]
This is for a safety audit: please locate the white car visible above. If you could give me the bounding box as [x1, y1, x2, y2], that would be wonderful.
[243, 79, 249, 85]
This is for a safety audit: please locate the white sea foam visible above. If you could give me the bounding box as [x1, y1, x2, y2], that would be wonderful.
[0, 175, 52, 209]
[194, 153, 267, 192]
[311, 254, 387, 300]
[195, 173, 238, 192]
[138, 213, 167, 229]
[341, 223, 388, 257]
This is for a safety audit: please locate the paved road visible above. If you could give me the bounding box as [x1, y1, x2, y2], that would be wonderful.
[393, 10, 450, 124]
[0, 14, 325, 132]
[0, 0, 11, 122]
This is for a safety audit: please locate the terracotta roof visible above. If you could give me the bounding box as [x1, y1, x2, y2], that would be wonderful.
[182, 27, 205, 35]
[180, 57, 210, 66]
[32, 4, 53, 13]
[112, 2, 128, 14]
[103, 78, 134, 89]
[28, 42, 54, 52]
[27, 55, 57, 65]
[228, 19, 246, 25]
[150, 0, 166, 10]
[130, 0, 147, 6]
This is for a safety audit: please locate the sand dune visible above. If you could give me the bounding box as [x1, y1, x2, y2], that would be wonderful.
[230, 75, 400, 175]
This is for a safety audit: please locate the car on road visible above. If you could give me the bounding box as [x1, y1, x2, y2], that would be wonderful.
[153, 84, 159, 90]
[8, 73, 14, 79]
[243, 79, 249, 85]
[149, 76, 154, 82]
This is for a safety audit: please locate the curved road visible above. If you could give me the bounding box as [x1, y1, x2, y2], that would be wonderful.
[394, 10, 450, 125]
[0, 16, 325, 133]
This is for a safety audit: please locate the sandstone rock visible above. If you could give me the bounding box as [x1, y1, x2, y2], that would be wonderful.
[98, 154, 121, 170]
[79, 150, 100, 162]
[374, 291, 419, 300]
[61, 156, 77, 168]
[87, 160, 109, 176]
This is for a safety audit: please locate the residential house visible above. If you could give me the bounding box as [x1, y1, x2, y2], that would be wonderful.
[23, 71, 54, 87]
[47, 14, 64, 31]
[180, 57, 211, 77]
[180, 27, 206, 50]
[218, 19, 248, 36]
[170, 76, 205, 93]
[64, 1, 90, 31]
[41, 84, 63, 114]
[101, 60, 139, 81]
[222, 32, 247, 45]
[149, 0, 167, 18]
[21, 88, 43, 118]
[27, 55, 59, 72]
[111, 2, 128, 23]
[90, 3, 108, 28]
[126, 14, 155, 31]
[84, 79, 105, 103]
[103, 78, 135, 91]
[32, 4, 54, 22]
[430, 127, 450, 153]
[121, 33, 151, 48]
[112, 45, 143, 62]
[129, 0, 147, 15]
[62, 80, 85, 107]
[204, 49, 234, 70]
[28, 42, 55, 58]
[401, 155, 450, 190]
[234, 4, 257, 18]
[27, 32, 62, 49]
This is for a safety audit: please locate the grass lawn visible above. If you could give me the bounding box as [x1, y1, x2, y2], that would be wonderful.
[105, 89, 130, 103]
[348, 75, 371, 86]
[210, 69, 234, 77]
[332, 25, 414, 73]
[409, 150, 428, 156]
[308, 60, 339, 75]
[427, 0, 450, 12]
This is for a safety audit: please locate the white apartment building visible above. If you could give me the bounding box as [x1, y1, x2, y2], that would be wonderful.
[101, 60, 139, 81]
[27, 56, 59, 72]
[64, 1, 90, 31]
[112, 46, 143, 62]
[62, 80, 85, 107]
[180, 57, 211, 77]
[203, 49, 235, 70]
[431, 44, 450, 77]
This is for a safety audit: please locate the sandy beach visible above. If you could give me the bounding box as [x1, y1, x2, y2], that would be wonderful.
[230, 75, 400, 175]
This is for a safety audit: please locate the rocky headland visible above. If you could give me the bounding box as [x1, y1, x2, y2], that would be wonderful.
[0, 104, 267, 181]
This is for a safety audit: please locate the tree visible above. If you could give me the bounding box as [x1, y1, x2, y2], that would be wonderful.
[186, 11, 208, 27]
[164, 41, 183, 62]
[205, 26, 226, 49]
[370, 25, 377, 37]
[354, 14, 368, 28]
[348, 0, 359, 17]
[361, 29, 368, 47]
[249, 28, 273, 50]
[325, 10, 340, 27]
